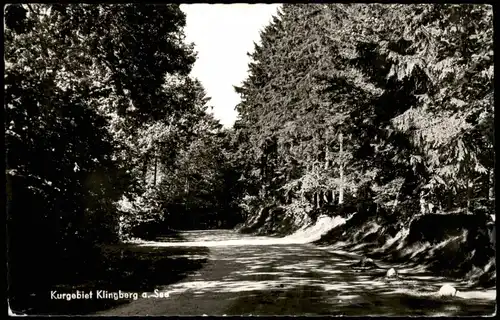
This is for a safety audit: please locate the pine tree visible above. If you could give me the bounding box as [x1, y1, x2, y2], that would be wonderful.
[234, 3, 493, 227]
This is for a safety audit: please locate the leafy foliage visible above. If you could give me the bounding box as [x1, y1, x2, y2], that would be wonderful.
[234, 3, 494, 224]
[5, 4, 240, 311]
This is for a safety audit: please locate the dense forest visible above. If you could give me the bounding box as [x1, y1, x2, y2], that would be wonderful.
[234, 3, 494, 228]
[5, 3, 244, 311]
[233, 3, 494, 285]
[5, 3, 495, 314]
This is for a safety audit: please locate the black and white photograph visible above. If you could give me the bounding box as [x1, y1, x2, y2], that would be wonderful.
[5, 3, 495, 316]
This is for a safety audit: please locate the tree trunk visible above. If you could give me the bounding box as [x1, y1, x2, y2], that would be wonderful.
[153, 147, 158, 187]
[419, 191, 426, 215]
[143, 152, 149, 184]
[466, 175, 471, 213]
[325, 144, 332, 204]
[323, 190, 329, 204]
[488, 168, 494, 201]
[325, 145, 330, 170]
[339, 132, 344, 205]
[185, 177, 189, 214]
[392, 198, 399, 214]
[447, 189, 453, 211]
[467, 183, 473, 214]
[392, 180, 404, 215]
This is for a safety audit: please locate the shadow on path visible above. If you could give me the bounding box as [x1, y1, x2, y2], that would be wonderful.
[9, 242, 209, 315]
[95, 231, 495, 316]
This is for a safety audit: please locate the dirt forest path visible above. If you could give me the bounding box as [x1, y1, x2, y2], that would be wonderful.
[95, 230, 495, 316]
